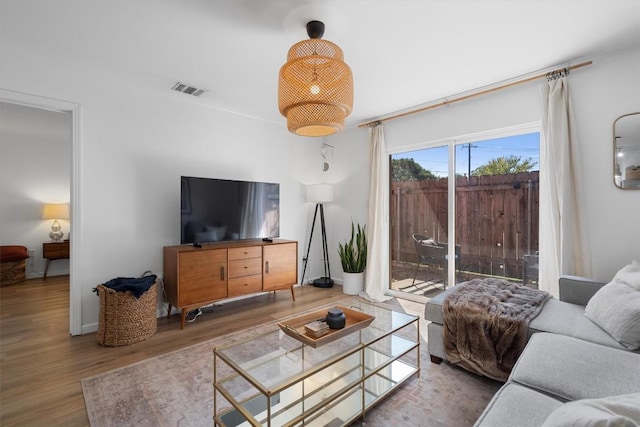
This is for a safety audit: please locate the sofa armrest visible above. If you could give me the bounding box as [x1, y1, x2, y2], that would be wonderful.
[558, 275, 607, 306]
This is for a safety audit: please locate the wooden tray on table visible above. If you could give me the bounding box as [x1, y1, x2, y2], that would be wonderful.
[277, 305, 375, 348]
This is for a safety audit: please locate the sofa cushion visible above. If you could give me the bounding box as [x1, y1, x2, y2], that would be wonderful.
[529, 298, 627, 350]
[0, 246, 29, 263]
[613, 260, 640, 289]
[540, 393, 640, 427]
[584, 263, 640, 350]
[510, 333, 640, 402]
[474, 383, 562, 427]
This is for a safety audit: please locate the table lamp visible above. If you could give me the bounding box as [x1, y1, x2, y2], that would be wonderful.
[42, 203, 70, 242]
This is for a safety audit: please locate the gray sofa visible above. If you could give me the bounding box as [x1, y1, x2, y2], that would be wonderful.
[474, 332, 640, 427]
[425, 272, 640, 426]
[424, 275, 633, 364]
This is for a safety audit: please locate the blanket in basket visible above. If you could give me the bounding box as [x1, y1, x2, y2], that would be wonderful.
[443, 278, 550, 381]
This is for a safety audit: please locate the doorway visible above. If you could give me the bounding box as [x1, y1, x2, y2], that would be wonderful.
[0, 89, 82, 335]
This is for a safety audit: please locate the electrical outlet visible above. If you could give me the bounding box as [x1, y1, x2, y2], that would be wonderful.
[28, 249, 35, 257]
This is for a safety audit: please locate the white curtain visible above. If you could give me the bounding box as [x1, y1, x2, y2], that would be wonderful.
[539, 72, 592, 297]
[362, 123, 392, 302]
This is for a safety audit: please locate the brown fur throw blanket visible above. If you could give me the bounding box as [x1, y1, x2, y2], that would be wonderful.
[443, 278, 551, 381]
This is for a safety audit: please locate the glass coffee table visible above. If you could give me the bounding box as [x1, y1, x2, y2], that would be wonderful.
[213, 300, 420, 426]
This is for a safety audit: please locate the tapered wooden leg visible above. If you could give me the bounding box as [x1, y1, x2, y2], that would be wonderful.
[167, 304, 173, 318]
[180, 310, 187, 330]
[430, 355, 443, 364]
[290, 285, 296, 301]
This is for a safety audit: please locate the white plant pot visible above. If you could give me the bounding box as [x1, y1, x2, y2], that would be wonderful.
[342, 271, 364, 295]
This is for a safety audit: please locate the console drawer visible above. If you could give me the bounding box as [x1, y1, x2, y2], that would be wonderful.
[43, 241, 70, 259]
[228, 274, 263, 297]
[228, 257, 262, 278]
[228, 246, 262, 261]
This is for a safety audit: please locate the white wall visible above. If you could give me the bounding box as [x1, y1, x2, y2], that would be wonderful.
[570, 47, 640, 278]
[0, 102, 71, 278]
[333, 45, 640, 283]
[1, 52, 333, 333]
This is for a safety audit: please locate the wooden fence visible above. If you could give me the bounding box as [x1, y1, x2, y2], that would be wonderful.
[391, 171, 539, 280]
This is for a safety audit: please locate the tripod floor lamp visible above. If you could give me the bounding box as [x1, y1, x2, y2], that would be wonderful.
[301, 184, 334, 288]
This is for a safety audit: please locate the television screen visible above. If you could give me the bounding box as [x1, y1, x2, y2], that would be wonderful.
[180, 176, 280, 244]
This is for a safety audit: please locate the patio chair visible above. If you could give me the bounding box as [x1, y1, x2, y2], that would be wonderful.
[411, 234, 461, 290]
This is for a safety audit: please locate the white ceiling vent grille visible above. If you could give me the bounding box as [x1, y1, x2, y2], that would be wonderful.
[171, 82, 205, 97]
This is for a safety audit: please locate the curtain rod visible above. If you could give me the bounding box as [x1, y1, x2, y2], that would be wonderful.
[357, 60, 592, 128]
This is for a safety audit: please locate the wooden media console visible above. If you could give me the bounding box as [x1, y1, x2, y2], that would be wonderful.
[163, 239, 298, 329]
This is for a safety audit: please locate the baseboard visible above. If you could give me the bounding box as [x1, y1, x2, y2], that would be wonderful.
[82, 322, 99, 334]
[81, 283, 321, 335]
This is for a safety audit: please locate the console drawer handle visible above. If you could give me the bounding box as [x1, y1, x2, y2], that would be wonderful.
[265, 261, 270, 274]
[220, 266, 225, 280]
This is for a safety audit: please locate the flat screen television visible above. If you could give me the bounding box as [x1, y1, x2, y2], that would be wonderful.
[180, 176, 280, 244]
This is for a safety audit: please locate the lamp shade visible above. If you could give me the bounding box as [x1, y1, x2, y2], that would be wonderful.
[42, 203, 69, 220]
[278, 21, 353, 137]
[306, 184, 334, 203]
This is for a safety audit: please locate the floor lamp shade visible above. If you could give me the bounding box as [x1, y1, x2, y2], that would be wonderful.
[306, 184, 334, 204]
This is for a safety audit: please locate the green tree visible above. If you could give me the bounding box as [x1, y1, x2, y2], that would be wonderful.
[392, 158, 438, 181]
[471, 155, 537, 176]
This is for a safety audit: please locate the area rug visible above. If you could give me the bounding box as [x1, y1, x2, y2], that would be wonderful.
[82, 297, 501, 427]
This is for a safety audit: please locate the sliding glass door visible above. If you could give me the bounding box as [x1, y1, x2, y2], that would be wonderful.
[389, 145, 451, 299]
[389, 128, 540, 301]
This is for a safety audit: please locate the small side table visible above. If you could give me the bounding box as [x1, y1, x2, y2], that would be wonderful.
[43, 241, 69, 279]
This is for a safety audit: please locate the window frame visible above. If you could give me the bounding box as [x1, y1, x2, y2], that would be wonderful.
[386, 121, 541, 301]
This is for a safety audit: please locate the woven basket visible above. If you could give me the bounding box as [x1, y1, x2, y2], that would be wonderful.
[96, 281, 157, 347]
[0, 259, 26, 286]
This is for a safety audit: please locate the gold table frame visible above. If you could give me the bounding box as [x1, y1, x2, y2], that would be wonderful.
[213, 300, 420, 426]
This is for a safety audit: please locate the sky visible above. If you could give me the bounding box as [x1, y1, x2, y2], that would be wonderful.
[393, 132, 540, 177]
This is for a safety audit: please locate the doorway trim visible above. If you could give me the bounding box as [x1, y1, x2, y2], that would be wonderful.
[0, 89, 82, 335]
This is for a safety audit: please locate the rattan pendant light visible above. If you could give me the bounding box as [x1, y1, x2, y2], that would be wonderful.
[279, 21, 353, 137]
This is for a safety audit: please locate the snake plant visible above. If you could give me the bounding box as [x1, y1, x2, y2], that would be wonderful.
[337, 222, 367, 273]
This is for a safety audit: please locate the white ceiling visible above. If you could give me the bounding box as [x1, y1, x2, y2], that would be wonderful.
[1, 0, 639, 130]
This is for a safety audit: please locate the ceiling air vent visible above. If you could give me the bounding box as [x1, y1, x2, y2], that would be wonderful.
[171, 82, 205, 97]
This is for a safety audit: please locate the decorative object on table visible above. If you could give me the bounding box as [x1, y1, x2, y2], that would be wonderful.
[325, 307, 346, 329]
[94, 272, 158, 347]
[301, 184, 334, 288]
[42, 203, 69, 242]
[0, 245, 29, 286]
[278, 20, 353, 137]
[304, 320, 330, 338]
[278, 305, 374, 348]
[337, 221, 367, 295]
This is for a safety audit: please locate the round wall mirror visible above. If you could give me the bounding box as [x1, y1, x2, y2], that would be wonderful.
[613, 112, 640, 189]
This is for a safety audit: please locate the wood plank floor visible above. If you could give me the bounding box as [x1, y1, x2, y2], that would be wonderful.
[0, 276, 348, 426]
